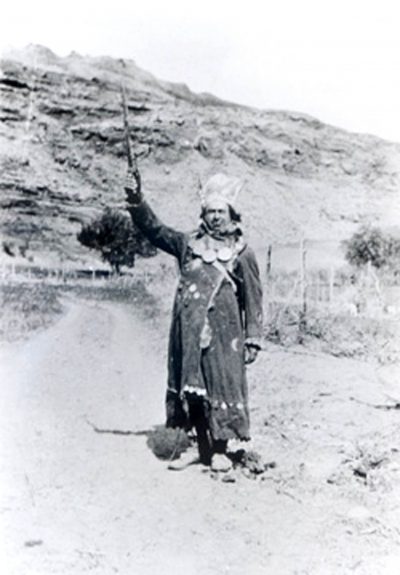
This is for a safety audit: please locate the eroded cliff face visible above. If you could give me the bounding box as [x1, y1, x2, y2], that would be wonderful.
[1, 44, 400, 266]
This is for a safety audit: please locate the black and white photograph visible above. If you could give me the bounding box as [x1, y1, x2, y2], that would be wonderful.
[1, 1, 400, 573]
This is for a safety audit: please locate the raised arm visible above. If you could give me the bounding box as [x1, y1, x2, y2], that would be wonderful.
[124, 170, 186, 259]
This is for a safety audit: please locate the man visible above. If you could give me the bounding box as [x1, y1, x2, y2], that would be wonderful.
[125, 171, 263, 471]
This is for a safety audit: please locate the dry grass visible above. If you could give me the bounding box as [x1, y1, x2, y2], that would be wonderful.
[0, 275, 159, 342]
[0, 282, 63, 342]
[265, 302, 399, 364]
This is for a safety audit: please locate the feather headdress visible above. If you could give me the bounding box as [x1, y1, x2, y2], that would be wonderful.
[198, 174, 244, 208]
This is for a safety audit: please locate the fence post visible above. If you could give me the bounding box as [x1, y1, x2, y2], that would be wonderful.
[315, 271, 321, 305]
[265, 244, 273, 323]
[329, 266, 335, 309]
[299, 237, 307, 337]
[367, 262, 384, 314]
[266, 245, 272, 277]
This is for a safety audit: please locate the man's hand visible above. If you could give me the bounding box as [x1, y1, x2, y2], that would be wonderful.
[124, 169, 142, 206]
[244, 344, 259, 365]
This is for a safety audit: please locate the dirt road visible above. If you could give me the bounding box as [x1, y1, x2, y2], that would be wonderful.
[1, 298, 399, 574]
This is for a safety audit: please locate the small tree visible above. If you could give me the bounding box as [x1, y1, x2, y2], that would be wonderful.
[344, 226, 400, 269]
[77, 208, 156, 274]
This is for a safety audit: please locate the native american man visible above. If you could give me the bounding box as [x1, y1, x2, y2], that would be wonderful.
[125, 172, 263, 471]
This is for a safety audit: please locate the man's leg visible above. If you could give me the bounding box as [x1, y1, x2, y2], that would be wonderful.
[168, 396, 212, 470]
[212, 439, 228, 455]
[189, 399, 212, 465]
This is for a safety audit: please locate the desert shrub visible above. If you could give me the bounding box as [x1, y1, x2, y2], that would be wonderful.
[343, 226, 400, 270]
[146, 425, 191, 460]
[77, 208, 156, 274]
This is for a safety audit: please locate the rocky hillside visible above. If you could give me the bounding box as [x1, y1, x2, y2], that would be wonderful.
[1, 44, 400, 267]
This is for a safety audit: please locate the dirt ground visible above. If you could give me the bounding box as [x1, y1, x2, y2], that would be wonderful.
[1, 295, 400, 575]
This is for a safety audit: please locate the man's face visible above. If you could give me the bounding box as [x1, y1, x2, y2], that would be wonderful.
[203, 199, 231, 233]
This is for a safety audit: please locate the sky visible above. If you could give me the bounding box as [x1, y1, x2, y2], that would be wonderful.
[2, 0, 400, 142]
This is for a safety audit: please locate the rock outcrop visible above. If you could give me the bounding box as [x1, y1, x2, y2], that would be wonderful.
[1, 44, 400, 266]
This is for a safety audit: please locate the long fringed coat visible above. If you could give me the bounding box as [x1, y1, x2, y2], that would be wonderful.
[128, 201, 263, 441]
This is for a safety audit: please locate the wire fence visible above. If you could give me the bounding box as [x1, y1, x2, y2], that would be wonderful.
[0, 261, 113, 285]
[1, 240, 399, 324]
[264, 241, 400, 326]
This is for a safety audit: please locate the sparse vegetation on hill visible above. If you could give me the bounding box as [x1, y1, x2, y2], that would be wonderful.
[1, 44, 400, 269]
